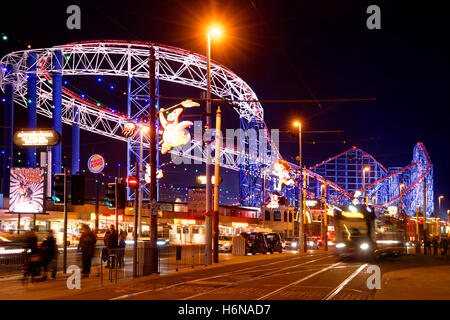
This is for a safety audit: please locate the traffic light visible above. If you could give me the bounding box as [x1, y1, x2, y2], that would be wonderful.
[105, 182, 126, 209]
[71, 174, 85, 205]
[126, 176, 138, 188]
[117, 183, 126, 209]
[53, 173, 66, 205]
[105, 183, 116, 209]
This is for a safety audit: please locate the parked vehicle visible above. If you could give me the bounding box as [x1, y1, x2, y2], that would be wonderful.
[284, 237, 299, 250]
[241, 232, 267, 255]
[307, 237, 319, 249]
[218, 235, 233, 252]
[265, 233, 283, 253]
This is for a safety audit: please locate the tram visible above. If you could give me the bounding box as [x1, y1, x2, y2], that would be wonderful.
[333, 204, 406, 260]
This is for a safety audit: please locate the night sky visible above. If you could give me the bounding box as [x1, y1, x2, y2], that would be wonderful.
[1, 1, 449, 209]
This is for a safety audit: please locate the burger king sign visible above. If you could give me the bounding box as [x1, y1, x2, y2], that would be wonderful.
[87, 154, 105, 174]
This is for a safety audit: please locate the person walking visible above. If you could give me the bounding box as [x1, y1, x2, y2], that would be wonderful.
[432, 237, 438, 255]
[117, 233, 126, 268]
[23, 229, 40, 281]
[106, 224, 118, 268]
[40, 230, 57, 280]
[425, 239, 431, 255]
[78, 224, 97, 278]
[440, 237, 448, 256]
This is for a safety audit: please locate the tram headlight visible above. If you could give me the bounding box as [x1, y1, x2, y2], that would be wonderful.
[360, 242, 369, 250]
[336, 243, 346, 248]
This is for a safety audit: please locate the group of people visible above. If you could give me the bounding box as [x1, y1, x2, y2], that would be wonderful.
[423, 237, 449, 256]
[22, 224, 128, 281]
[23, 229, 57, 281]
[102, 224, 127, 269]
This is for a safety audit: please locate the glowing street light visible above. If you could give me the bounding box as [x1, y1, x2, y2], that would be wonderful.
[206, 24, 223, 265]
[362, 166, 370, 205]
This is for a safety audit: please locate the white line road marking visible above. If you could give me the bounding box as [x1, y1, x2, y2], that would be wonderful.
[256, 262, 341, 300]
[110, 254, 324, 300]
[181, 256, 331, 300]
[322, 263, 368, 300]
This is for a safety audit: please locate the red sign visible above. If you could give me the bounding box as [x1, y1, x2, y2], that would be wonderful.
[126, 176, 138, 188]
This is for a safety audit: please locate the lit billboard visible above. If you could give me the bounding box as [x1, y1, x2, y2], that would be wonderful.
[9, 167, 45, 213]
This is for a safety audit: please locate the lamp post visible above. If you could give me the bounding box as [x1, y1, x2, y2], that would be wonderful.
[138, 125, 149, 237]
[438, 195, 443, 238]
[205, 26, 222, 266]
[362, 167, 370, 205]
[321, 183, 328, 251]
[293, 121, 304, 253]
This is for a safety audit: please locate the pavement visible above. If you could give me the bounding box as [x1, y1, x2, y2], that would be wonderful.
[375, 254, 450, 300]
[1, 250, 450, 300]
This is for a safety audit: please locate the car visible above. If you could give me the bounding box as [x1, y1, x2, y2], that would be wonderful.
[284, 237, 299, 250]
[218, 235, 233, 252]
[307, 237, 320, 249]
[264, 233, 283, 253]
[241, 232, 267, 255]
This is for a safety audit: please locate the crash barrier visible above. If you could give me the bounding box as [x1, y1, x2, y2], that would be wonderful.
[232, 237, 246, 256]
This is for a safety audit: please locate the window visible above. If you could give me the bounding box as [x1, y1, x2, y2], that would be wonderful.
[192, 227, 199, 234]
[265, 210, 270, 221]
[273, 211, 281, 221]
[289, 211, 293, 222]
[284, 211, 287, 222]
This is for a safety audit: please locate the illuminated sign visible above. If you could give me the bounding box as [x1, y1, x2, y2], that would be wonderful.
[122, 122, 137, 138]
[305, 200, 318, 207]
[87, 154, 105, 174]
[91, 213, 124, 222]
[174, 218, 197, 225]
[328, 225, 335, 232]
[387, 206, 398, 215]
[272, 159, 295, 191]
[13, 130, 60, 147]
[9, 167, 45, 213]
[342, 211, 364, 219]
[145, 165, 163, 184]
[196, 175, 223, 185]
[232, 222, 249, 228]
[159, 106, 193, 154]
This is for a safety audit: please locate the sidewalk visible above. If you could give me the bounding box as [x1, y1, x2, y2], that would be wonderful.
[0, 251, 308, 300]
[375, 255, 450, 300]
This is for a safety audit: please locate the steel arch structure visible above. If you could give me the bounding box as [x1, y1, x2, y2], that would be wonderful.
[0, 40, 280, 201]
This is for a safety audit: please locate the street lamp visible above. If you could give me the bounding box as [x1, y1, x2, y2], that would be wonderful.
[205, 26, 222, 266]
[293, 121, 304, 253]
[362, 167, 370, 205]
[438, 195, 443, 238]
[137, 125, 150, 237]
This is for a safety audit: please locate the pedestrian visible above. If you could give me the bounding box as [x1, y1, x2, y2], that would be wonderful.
[78, 224, 97, 278]
[432, 238, 438, 255]
[117, 233, 126, 268]
[40, 230, 57, 280]
[440, 238, 448, 256]
[23, 229, 41, 281]
[106, 224, 118, 268]
[425, 239, 431, 255]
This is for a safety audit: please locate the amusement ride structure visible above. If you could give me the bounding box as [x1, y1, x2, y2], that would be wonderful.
[0, 40, 434, 216]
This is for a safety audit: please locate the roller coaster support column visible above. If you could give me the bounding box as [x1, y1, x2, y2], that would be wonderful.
[52, 50, 63, 174]
[303, 166, 307, 253]
[324, 182, 328, 251]
[148, 46, 158, 273]
[2, 65, 13, 195]
[26, 52, 37, 167]
[72, 106, 80, 173]
[423, 177, 427, 254]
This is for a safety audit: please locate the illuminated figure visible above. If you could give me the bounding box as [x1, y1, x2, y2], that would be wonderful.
[266, 191, 289, 209]
[272, 159, 295, 191]
[159, 106, 193, 154]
